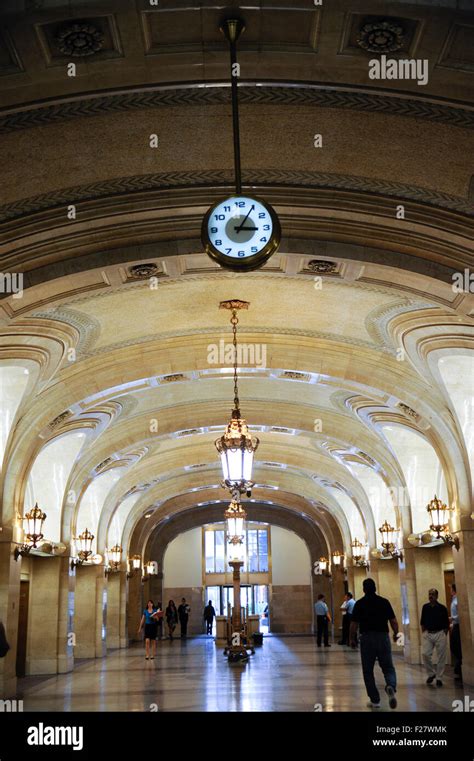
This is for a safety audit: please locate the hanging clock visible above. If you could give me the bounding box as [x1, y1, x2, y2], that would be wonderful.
[202, 18, 281, 272]
[202, 194, 281, 271]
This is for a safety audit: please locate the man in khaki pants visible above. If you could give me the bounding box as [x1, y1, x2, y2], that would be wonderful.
[420, 589, 450, 687]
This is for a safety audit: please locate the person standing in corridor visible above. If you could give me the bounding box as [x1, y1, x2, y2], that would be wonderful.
[420, 588, 449, 687]
[350, 578, 399, 710]
[203, 600, 216, 635]
[178, 597, 191, 638]
[315, 594, 331, 647]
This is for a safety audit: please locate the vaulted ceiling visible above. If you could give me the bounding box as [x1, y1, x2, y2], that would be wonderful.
[0, 0, 473, 560]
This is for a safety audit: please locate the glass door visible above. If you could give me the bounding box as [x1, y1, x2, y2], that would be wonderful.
[255, 585, 269, 633]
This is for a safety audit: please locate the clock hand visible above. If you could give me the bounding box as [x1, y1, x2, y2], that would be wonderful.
[235, 205, 254, 233]
[234, 226, 258, 231]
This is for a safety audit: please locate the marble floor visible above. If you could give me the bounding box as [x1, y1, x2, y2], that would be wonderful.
[16, 637, 465, 712]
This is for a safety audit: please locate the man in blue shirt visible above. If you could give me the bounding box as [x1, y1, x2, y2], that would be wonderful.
[314, 594, 331, 647]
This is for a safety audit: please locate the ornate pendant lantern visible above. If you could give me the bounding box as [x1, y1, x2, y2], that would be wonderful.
[426, 495, 459, 549]
[76, 528, 94, 562]
[23, 503, 47, 548]
[215, 300, 259, 495]
[379, 521, 398, 553]
[225, 498, 247, 562]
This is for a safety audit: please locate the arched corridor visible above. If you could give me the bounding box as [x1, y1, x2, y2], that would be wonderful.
[0, 0, 473, 735]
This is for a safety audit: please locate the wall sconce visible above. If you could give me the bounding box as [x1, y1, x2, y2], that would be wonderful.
[104, 544, 122, 577]
[70, 528, 95, 570]
[14, 504, 47, 560]
[378, 521, 404, 561]
[351, 538, 370, 568]
[331, 550, 346, 573]
[319, 557, 331, 577]
[127, 554, 142, 579]
[313, 557, 331, 577]
[142, 560, 158, 582]
[426, 495, 460, 550]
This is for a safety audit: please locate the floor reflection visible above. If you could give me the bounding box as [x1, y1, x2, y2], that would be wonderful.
[16, 637, 465, 713]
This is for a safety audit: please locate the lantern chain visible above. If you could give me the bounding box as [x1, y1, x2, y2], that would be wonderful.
[231, 309, 240, 412]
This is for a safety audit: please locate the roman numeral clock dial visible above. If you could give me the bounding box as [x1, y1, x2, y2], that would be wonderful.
[202, 195, 280, 271]
[201, 18, 281, 271]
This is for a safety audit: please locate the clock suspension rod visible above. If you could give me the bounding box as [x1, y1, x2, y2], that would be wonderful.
[221, 18, 245, 195]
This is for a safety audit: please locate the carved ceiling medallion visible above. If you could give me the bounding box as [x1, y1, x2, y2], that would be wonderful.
[307, 260, 338, 274]
[357, 21, 405, 54]
[55, 23, 104, 57]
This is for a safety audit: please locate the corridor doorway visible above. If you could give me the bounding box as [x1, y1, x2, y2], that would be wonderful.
[205, 584, 270, 633]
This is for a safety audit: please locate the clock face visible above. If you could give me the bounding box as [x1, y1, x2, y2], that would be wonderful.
[202, 195, 281, 271]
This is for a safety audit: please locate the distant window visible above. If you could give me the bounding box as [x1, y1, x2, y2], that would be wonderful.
[204, 524, 269, 574]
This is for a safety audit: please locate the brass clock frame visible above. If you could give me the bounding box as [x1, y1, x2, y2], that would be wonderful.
[201, 194, 281, 272]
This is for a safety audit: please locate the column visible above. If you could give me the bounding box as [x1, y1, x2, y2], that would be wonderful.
[26, 556, 73, 675]
[74, 564, 107, 659]
[107, 572, 121, 650]
[0, 526, 21, 698]
[331, 567, 346, 639]
[57, 556, 75, 673]
[127, 572, 142, 643]
[119, 571, 128, 648]
[452, 517, 474, 686]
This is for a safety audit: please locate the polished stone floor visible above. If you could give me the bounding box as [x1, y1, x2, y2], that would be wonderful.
[17, 637, 465, 712]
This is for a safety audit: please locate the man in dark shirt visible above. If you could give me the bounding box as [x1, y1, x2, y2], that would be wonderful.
[203, 600, 216, 635]
[178, 598, 191, 638]
[350, 578, 399, 710]
[420, 588, 449, 686]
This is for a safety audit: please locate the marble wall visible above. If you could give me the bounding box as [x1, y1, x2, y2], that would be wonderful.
[162, 587, 205, 635]
[74, 565, 107, 659]
[271, 584, 312, 634]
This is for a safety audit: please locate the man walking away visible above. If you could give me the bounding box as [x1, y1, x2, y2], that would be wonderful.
[420, 588, 449, 686]
[203, 600, 216, 635]
[315, 594, 331, 647]
[450, 584, 462, 681]
[178, 597, 191, 638]
[350, 578, 399, 710]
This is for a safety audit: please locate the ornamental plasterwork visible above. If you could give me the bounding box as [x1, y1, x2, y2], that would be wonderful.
[365, 300, 439, 350]
[356, 20, 405, 54]
[48, 409, 73, 430]
[55, 23, 104, 57]
[397, 402, 420, 421]
[30, 306, 101, 355]
[306, 260, 338, 274]
[280, 371, 312, 381]
[2, 86, 473, 136]
[2, 169, 472, 228]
